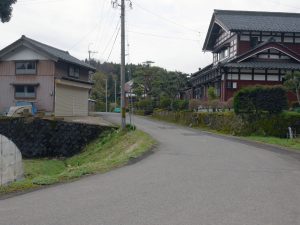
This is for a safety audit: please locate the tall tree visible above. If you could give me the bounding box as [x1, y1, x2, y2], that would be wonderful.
[284, 71, 300, 105]
[0, 0, 17, 23]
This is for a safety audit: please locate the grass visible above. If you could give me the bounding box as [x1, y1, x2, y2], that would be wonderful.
[245, 136, 300, 151]
[0, 129, 155, 196]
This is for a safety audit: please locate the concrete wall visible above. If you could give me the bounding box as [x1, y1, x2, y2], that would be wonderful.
[0, 134, 23, 186]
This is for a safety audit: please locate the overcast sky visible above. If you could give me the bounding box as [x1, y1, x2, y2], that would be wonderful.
[1, 0, 300, 73]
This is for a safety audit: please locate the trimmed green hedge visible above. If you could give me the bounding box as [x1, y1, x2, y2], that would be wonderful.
[153, 110, 300, 137]
[234, 85, 288, 115]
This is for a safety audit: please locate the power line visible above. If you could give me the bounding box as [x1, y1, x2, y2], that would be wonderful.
[93, 0, 110, 51]
[134, 1, 200, 33]
[95, 1, 120, 53]
[106, 26, 121, 62]
[102, 21, 121, 56]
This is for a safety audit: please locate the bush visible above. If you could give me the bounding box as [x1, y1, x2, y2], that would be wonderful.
[95, 100, 106, 112]
[173, 100, 189, 111]
[234, 85, 288, 115]
[208, 87, 217, 100]
[226, 98, 234, 111]
[189, 99, 201, 111]
[159, 97, 172, 110]
[137, 99, 153, 110]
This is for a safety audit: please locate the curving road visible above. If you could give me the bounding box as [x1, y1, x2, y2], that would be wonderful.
[1, 113, 300, 225]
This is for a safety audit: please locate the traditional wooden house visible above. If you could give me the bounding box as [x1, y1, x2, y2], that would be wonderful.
[190, 10, 300, 101]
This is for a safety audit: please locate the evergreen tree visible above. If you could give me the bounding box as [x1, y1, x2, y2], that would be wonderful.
[0, 0, 17, 23]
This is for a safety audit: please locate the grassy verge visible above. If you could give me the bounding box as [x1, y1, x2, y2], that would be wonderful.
[244, 136, 300, 151]
[0, 129, 156, 196]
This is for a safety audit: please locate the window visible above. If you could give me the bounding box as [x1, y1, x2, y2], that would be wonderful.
[240, 74, 252, 80]
[227, 74, 239, 80]
[284, 37, 293, 43]
[284, 33, 294, 43]
[16, 61, 36, 75]
[69, 66, 80, 78]
[254, 75, 265, 81]
[227, 81, 237, 89]
[15, 85, 36, 98]
[267, 75, 279, 81]
[218, 48, 229, 61]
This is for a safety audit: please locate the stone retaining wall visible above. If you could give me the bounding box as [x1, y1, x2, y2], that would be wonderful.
[0, 118, 114, 158]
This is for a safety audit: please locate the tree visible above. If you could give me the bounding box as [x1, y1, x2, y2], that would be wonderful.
[0, 0, 17, 23]
[207, 86, 217, 101]
[284, 71, 300, 105]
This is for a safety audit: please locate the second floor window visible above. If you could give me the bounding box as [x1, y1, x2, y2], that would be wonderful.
[69, 66, 80, 78]
[16, 61, 36, 75]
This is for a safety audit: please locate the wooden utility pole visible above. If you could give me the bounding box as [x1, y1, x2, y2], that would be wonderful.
[120, 0, 126, 129]
[112, 0, 132, 129]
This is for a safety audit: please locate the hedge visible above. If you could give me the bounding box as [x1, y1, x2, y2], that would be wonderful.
[153, 110, 300, 137]
[234, 85, 288, 115]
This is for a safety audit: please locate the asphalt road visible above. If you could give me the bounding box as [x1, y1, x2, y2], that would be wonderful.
[1, 113, 300, 225]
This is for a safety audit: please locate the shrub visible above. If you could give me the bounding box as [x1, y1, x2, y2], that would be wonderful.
[173, 100, 189, 111]
[226, 97, 234, 111]
[208, 87, 217, 100]
[137, 99, 153, 112]
[159, 97, 172, 110]
[234, 85, 288, 115]
[209, 99, 220, 112]
[189, 99, 201, 111]
[95, 100, 106, 112]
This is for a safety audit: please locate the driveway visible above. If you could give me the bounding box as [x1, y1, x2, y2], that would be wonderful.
[1, 113, 300, 225]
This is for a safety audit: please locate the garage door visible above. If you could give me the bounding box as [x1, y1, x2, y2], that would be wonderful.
[55, 84, 89, 116]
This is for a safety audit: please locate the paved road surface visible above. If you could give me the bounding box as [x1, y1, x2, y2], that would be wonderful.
[1, 113, 300, 225]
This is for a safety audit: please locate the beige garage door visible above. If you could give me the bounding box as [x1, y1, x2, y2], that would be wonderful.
[55, 84, 89, 116]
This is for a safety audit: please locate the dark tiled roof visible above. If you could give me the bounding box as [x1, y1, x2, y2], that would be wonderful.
[225, 62, 300, 70]
[215, 10, 300, 32]
[191, 63, 213, 78]
[0, 36, 96, 70]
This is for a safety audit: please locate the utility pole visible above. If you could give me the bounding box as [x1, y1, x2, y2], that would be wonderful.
[88, 43, 98, 63]
[106, 79, 108, 112]
[112, 0, 132, 130]
[120, 0, 126, 129]
[115, 79, 117, 107]
[88, 50, 98, 62]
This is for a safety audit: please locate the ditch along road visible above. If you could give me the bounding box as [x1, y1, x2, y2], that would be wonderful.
[1, 113, 300, 225]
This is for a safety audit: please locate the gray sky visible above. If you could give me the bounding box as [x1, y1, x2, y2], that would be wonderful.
[1, 0, 300, 73]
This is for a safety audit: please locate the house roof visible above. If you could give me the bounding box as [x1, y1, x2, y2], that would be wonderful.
[0, 35, 96, 71]
[215, 10, 300, 33]
[203, 10, 300, 51]
[224, 62, 300, 70]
